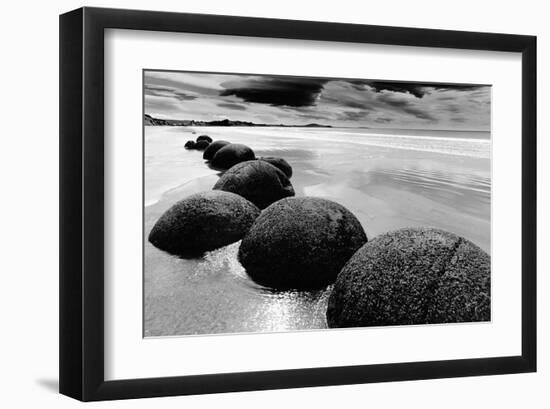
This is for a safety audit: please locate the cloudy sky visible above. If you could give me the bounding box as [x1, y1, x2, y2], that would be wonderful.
[144, 70, 491, 130]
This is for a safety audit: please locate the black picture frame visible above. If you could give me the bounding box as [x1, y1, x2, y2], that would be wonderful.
[59, 7, 537, 401]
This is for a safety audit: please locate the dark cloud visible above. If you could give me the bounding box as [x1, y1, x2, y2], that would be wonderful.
[220, 77, 328, 107]
[365, 81, 427, 98]
[363, 81, 488, 98]
[451, 117, 467, 123]
[217, 102, 247, 111]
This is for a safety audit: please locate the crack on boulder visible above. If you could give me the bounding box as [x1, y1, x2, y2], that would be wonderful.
[422, 237, 463, 322]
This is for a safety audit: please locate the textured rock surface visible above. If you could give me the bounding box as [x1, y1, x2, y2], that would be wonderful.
[238, 197, 368, 289]
[148, 191, 260, 257]
[211, 143, 255, 169]
[184, 140, 196, 149]
[259, 156, 293, 178]
[326, 228, 491, 327]
[213, 160, 295, 209]
[203, 140, 230, 160]
[196, 134, 213, 143]
[192, 140, 210, 151]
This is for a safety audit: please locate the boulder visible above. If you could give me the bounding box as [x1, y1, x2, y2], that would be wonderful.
[238, 197, 368, 289]
[259, 156, 293, 178]
[326, 228, 491, 328]
[213, 160, 295, 209]
[192, 140, 210, 151]
[210, 143, 255, 169]
[203, 140, 230, 160]
[148, 191, 260, 257]
[196, 134, 213, 143]
[184, 140, 196, 149]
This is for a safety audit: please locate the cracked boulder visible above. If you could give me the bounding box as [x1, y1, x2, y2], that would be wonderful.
[326, 228, 491, 327]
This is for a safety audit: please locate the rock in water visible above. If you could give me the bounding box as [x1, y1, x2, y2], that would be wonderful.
[238, 197, 368, 289]
[259, 157, 293, 178]
[148, 191, 260, 257]
[326, 228, 491, 328]
[184, 140, 196, 149]
[211, 143, 255, 169]
[193, 140, 210, 151]
[213, 160, 295, 209]
[196, 134, 213, 143]
[203, 140, 230, 160]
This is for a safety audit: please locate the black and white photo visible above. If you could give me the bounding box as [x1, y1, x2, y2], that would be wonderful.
[143, 70, 491, 337]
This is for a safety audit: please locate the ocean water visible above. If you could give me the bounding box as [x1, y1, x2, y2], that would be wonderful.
[144, 126, 491, 336]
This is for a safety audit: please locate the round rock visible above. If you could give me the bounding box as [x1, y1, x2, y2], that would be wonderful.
[259, 156, 293, 178]
[238, 197, 368, 290]
[213, 160, 295, 209]
[148, 191, 260, 257]
[326, 228, 491, 328]
[192, 140, 210, 151]
[210, 143, 255, 169]
[203, 140, 230, 160]
[196, 134, 213, 143]
[184, 140, 196, 149]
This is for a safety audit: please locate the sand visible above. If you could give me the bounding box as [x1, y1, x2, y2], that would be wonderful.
[144, 126, 490, 336]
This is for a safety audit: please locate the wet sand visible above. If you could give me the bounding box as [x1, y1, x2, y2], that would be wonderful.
[144, 126, 490, 337]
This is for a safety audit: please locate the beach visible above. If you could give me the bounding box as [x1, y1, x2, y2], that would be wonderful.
[144, 126, 491, 336]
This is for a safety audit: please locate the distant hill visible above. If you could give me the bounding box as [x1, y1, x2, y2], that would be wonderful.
[144, 114, 331, 128]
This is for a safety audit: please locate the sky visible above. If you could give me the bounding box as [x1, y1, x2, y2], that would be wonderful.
[144, 70, 491, 130]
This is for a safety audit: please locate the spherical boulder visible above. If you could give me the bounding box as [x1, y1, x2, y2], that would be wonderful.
[259, 156, 293, 178]
[238, 197, 368, 290]
[210, 143, 255, 169]
[148, 191, 260, 257]
[192, 140, 210, 151]
[326, 228, 491, 328]
[196, 134, 213, 143]
[213, 160, 295, 209]
[184, 140, 196, 149]
[203, 140, 230, 160]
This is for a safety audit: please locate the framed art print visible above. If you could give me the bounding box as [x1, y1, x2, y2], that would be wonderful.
[60, 7, 536, 401]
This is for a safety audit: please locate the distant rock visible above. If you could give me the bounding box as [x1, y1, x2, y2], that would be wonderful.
[238, 197, 367, 289]
[148, 191, 260, 257]
[259, 157, 293, 178]
[203, 140, 230, 161]
[326, 228, 491, 328]
[184, 140, 196, 149]
[196, 135, 213, 143]
[210, 143, 255, 169]
[193, 140, 210, 151]
[213, 160, 295, 209]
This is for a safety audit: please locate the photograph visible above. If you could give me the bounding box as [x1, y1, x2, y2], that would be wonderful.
[143, 69, 492, 337]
